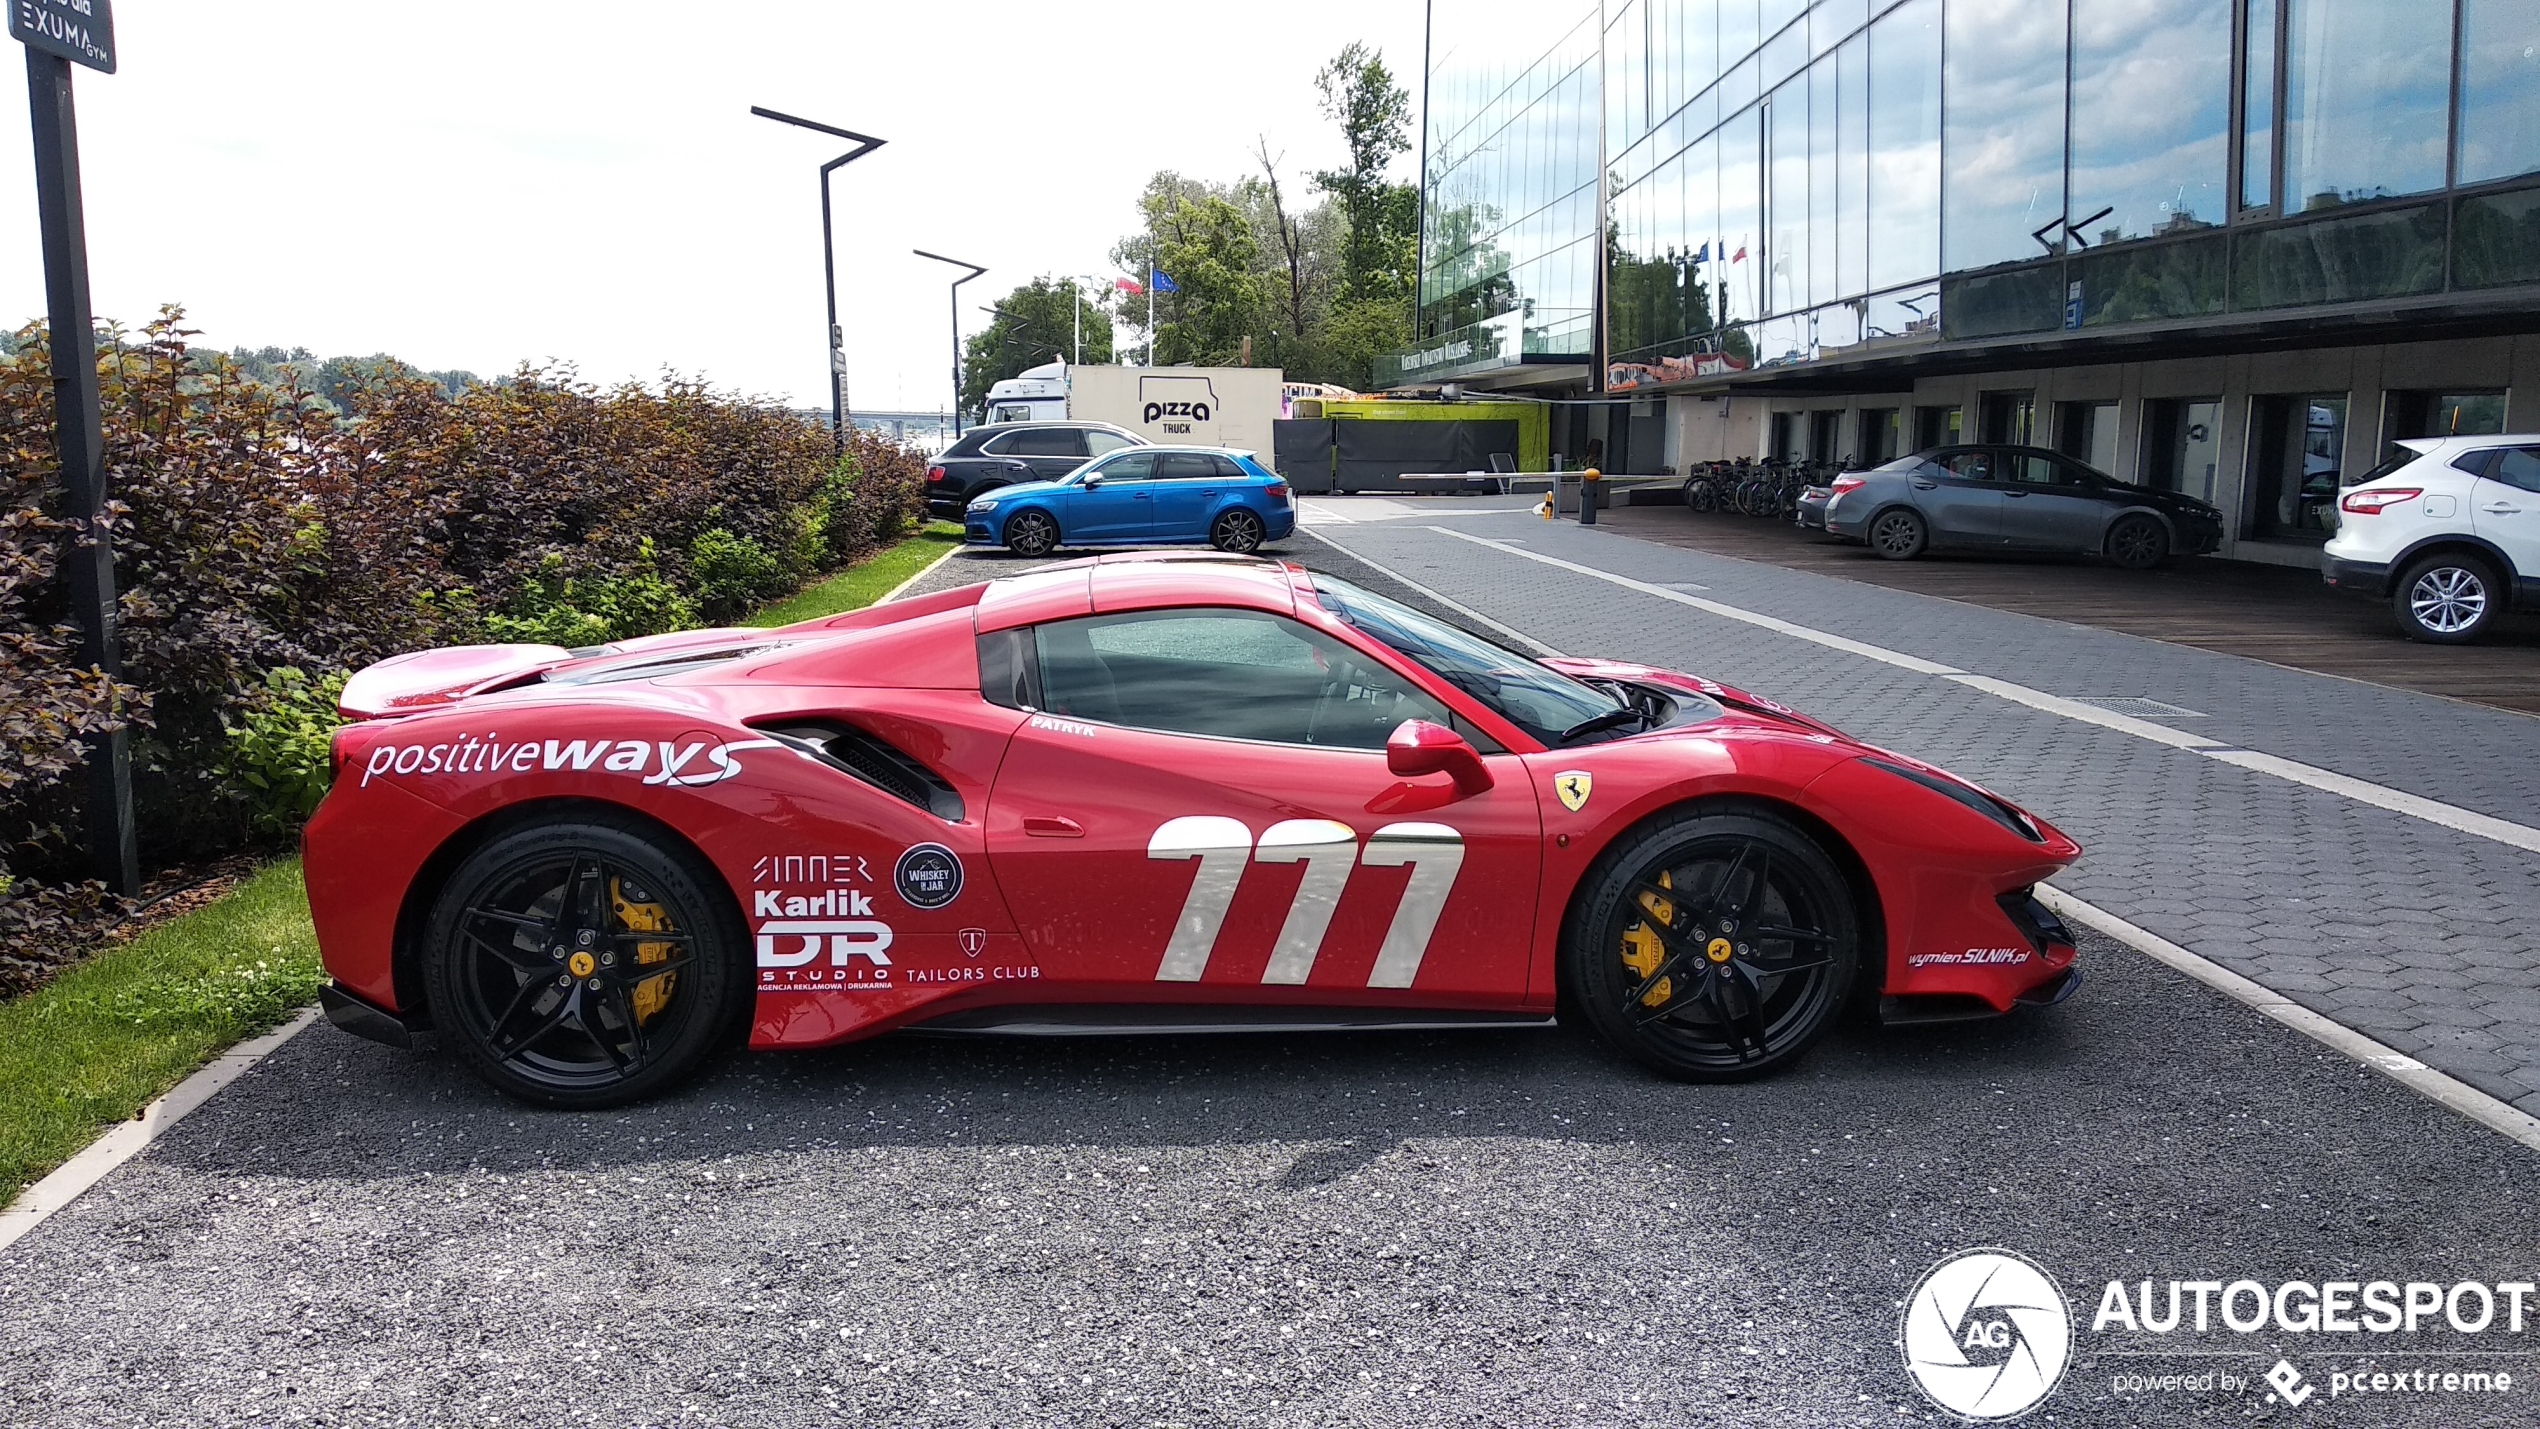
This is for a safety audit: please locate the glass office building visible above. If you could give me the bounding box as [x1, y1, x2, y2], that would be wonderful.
[1393, 0, 2540, 563]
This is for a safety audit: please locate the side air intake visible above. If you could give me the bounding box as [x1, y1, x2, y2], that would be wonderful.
[761, 722, 964, 821]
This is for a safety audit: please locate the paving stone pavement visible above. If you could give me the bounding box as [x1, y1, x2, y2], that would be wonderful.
[1295, 507, 2540, 1117]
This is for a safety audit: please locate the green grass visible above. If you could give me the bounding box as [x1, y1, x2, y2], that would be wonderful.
[0, 860, 320, 1204]
[750, 522, 965, 626]
[0, 523, 973, 1209]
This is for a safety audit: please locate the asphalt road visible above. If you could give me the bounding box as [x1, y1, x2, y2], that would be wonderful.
[2, 524, 2535, 1428]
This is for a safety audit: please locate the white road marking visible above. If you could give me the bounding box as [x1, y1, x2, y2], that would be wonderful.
[1433, 528, 1963, 675]
[0, 1009, 319, 1255]
[2038, 887, 2540, 1155]
[1416, 524, 2540, 857]
[1299, 499, 1538, 527]
[1299, 527, 1564, 657]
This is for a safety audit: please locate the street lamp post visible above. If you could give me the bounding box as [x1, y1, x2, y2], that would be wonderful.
[914, 249, 986, 435]
[749, 105, 884, 454]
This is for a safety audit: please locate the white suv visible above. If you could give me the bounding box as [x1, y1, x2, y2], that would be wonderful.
[2322, 435, 2540, 643]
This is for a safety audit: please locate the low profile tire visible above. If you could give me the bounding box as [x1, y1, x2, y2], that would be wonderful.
[1562, 808, 1860, 1082]
[1867, 506, 1928, 560]
[1210, 507, 1266, 554]
[423, 819, 749, 1108]
[2393, 553, 2502, 643]
[2106, 514, 2169, 571]
[1003, 508, 1059, 558]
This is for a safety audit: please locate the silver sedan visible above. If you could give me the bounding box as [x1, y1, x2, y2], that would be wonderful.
[1822, 444, 2224, 569]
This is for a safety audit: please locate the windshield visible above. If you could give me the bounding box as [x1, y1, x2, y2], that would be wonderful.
[1309, 574, 1621, 745]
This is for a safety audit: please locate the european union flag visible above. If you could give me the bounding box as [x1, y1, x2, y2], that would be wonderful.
[1151, 270, 1180, 294]
[1693, 241, 1710, 263]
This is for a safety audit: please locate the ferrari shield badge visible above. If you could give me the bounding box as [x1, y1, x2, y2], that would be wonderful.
[1554, 770, 1593, 813]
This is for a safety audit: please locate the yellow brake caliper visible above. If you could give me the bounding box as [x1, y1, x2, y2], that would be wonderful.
[610, 878, 677, 1025]
[1622, 870, 1675, 1007]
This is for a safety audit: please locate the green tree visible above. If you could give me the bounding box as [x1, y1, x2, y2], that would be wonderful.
[1313, 42, 1417, 305]
[960, 278, 1113, 419]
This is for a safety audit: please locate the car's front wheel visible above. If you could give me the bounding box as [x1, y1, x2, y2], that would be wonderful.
[1868, 506, 1928, 560]
[1003, 508, 1060, 558]
[1562, 808, 1860, 1082]
[2106, 513, 2169, 571]
[2394, 553, 2502, 643]
[423, 818, 749, 1108]
[1210, 507, 1266, 553]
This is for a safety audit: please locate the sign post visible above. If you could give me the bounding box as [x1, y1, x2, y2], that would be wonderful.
[14, 0, 136, 894]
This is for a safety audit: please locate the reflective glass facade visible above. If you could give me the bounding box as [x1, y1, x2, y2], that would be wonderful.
[1395, 0, 2540, 389]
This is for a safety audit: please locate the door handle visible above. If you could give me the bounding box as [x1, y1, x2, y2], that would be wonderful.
[1911, 480, 1938, 490]
[1132, 492, 1152, 500]
[2004, 490, 2029, 498]
[1022, 815, 1084, 838]
[2483, 503, 2523, 514]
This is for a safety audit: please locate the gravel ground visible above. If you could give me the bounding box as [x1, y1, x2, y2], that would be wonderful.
[4, 521, 2533, 1427]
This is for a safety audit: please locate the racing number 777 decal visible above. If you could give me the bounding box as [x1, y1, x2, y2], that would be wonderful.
[1147, 817, 1466, 987]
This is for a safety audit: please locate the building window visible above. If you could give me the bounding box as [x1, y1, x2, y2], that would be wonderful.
[2070, 0, 2232, 246]
[2458, 0, 2540, 186]
[2240, 0, 2278, 211]
[2246, 393, 2347, 541]
[1770, 410, 1801, 461]
[2385, 391, 2509, 447]
[1808, 410, 1842, 465]
[1978, 391, 2036, 445]
[2141, 399, 2224, 502]
[2055, 401, 2122, 473]
[1942, 0, 2069, 272]
[1867, 0, 1942, 292]
[1859, 407, 1902, 464]
[1915, 404, 1963, 450]
[2280, 0, 2452, 211]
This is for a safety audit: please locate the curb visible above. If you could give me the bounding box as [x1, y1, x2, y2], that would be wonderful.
[0, 1007, 319, 1256]
[2039, 885, 2540, 1156]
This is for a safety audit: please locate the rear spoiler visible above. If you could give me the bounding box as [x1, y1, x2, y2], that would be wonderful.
[338, 644, 570, 720]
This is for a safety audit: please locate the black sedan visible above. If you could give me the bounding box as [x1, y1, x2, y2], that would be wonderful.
[1822, 445, 2223, 568]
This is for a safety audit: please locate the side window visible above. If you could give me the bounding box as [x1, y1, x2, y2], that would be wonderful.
[1156, 453, 1219, 481]
[2492, 447, 2540, 494]
[1008, 428, 1086, 457]
[979, 431, 1018, 455]
[1092, 452, 1158, 482]
[1942, 450, 1996, 482]
[1211, 455, 1251, 479]
[1032, 609, 1453, 749]
[2004, 454, 2062, 486]
[1085, 430, 1140, 456]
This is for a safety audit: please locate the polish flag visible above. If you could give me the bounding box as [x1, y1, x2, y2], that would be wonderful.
[1731, 244, 1748, 263]
[1115, 277, 1144, 293]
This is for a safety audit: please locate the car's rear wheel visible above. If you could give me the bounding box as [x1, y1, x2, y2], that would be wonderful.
[1003, 508, 1059, 558]
[1209, 507, 1266, 553]
[1563, 809, 1859, 1081]
[423, 819, 748, 1108]
[1868, 507, 1928, 560]
[2393, 553, 2501, 643]
[2106, 513, 2169, 571]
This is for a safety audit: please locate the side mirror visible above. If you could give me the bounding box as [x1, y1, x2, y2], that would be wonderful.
[1386, 719, 1493, 797]
[1083, 473, 1106, 489]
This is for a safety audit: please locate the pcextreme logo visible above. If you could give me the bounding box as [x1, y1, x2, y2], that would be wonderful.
[1901, 1249, 2073, 1421]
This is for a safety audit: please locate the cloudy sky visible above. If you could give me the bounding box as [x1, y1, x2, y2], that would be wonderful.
[0, 1, 1427, 412]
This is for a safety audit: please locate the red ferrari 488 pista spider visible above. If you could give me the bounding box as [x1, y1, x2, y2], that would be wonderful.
[305, 552, 2081, 1106]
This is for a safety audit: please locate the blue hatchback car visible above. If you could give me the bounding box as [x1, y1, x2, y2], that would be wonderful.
[963, 446, 1296, 557]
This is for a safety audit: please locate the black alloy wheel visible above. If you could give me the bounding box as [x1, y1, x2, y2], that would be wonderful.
[1868, 506, 1928, 561]
[424, 819, 748, 1108]
[2393, 553, 2500, 643]
[1003, 508, 1060, 558]
[1210, 507, 1266, 554]
[2106, 514, 2169, 571]
[1563, 809, 1859, 1081]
